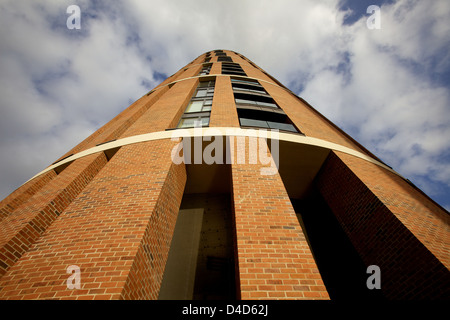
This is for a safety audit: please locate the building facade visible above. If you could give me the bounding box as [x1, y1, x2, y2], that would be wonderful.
[0, 50, 448, 300]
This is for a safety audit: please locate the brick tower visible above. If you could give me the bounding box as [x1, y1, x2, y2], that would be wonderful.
[0, 50, 448, 300]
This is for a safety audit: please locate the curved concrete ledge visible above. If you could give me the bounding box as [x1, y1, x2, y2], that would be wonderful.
[147, 73, 284, 96]
[26, 127, 402, 185]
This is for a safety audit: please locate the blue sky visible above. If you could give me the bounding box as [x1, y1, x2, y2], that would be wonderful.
[0, 0, 449, 212]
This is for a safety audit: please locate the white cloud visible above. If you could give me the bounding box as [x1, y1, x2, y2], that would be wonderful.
[301, 0, 450, 199]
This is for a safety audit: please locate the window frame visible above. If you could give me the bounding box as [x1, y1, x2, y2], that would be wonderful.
[176, 80, 216, 129]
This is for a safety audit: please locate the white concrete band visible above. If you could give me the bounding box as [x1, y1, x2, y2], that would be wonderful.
[26, 127, 402, 184]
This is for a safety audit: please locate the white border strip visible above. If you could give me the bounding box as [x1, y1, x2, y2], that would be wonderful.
[26, 128, 402, 184]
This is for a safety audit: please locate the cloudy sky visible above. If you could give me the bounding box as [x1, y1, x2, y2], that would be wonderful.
[0, 0, 449, 211]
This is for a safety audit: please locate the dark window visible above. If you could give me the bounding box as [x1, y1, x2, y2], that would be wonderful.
[232, 82, 268, 96]
[199, 63, 212, 75]
[233, 89, 300, 133]
[218, 56, 233, 62]
[230, 78, 259, 86]
[237, 108, 299, 133]
[222, 63, 246, 76]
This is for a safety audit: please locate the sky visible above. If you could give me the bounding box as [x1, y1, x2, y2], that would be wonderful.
[0, 0, 449, 211]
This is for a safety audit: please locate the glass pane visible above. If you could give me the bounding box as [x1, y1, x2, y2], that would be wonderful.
[185, 101, 203, 113]
[178, 118, 196, 128]
[231, 79, 258, 85]
[250, 88, 266, 93]
[235, 99, 257, 106]
[267, 121, 297, 132]
[195, 89, 207, 97]
[240, 118, 269, 128]
[258, 101, 278, 108]
[233, 87, 250, 93]
[201, 117, 210, 126]
[204, 99, 212, 106]
[202, 105, 211, 111]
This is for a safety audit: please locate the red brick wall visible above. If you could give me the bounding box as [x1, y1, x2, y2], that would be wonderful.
[240, 63, 277, 84]
[170, 64, 201, 83]
[315, 151, 450, 299]
[0, 140, 186, 299]
[0, 171, 57, 222]
[209, 76, 240, 128]
[0, 152, 108, 278]
[2, 50, 447, 301]
[209, 62, 221, 76]
[337, 152, 450, 267]
[120, 145, 186, 299]
[231, 137, 329, 300]
[120, 78, 198, 136]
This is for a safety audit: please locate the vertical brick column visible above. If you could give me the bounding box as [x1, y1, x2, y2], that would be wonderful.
[0, 153, 108, 278]
[315, 151, 450, 299]
[172, 64, 202, 82]
[209, 76, 240, 128]
[0, 140, 186, 299]
[231, 137, 329, 299]
[0, 170, 57, 221]
[120, 78, 198, 136]
[209, 62, 221, 75]
[240, 64, 276, 84]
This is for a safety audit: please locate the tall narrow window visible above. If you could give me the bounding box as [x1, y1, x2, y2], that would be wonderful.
[177, 80, 215, 129]
[199, 64, 212, 75]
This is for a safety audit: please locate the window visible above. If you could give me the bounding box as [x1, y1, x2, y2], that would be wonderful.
[237, 108, 298, 133]
[234, 92, 278, 109]
[218, 56, 233, 62]
[178, 113, 210, 128]
[230, 78, 259, 85]
[222, 63, 246, 76]
[231, 80, 268, 96]
[233, 87, 300, 133]
[177, 80, 215, 129]
[199, 63, 212, 75]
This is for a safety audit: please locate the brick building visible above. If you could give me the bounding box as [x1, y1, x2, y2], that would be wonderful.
[0, 50, 448, 300]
